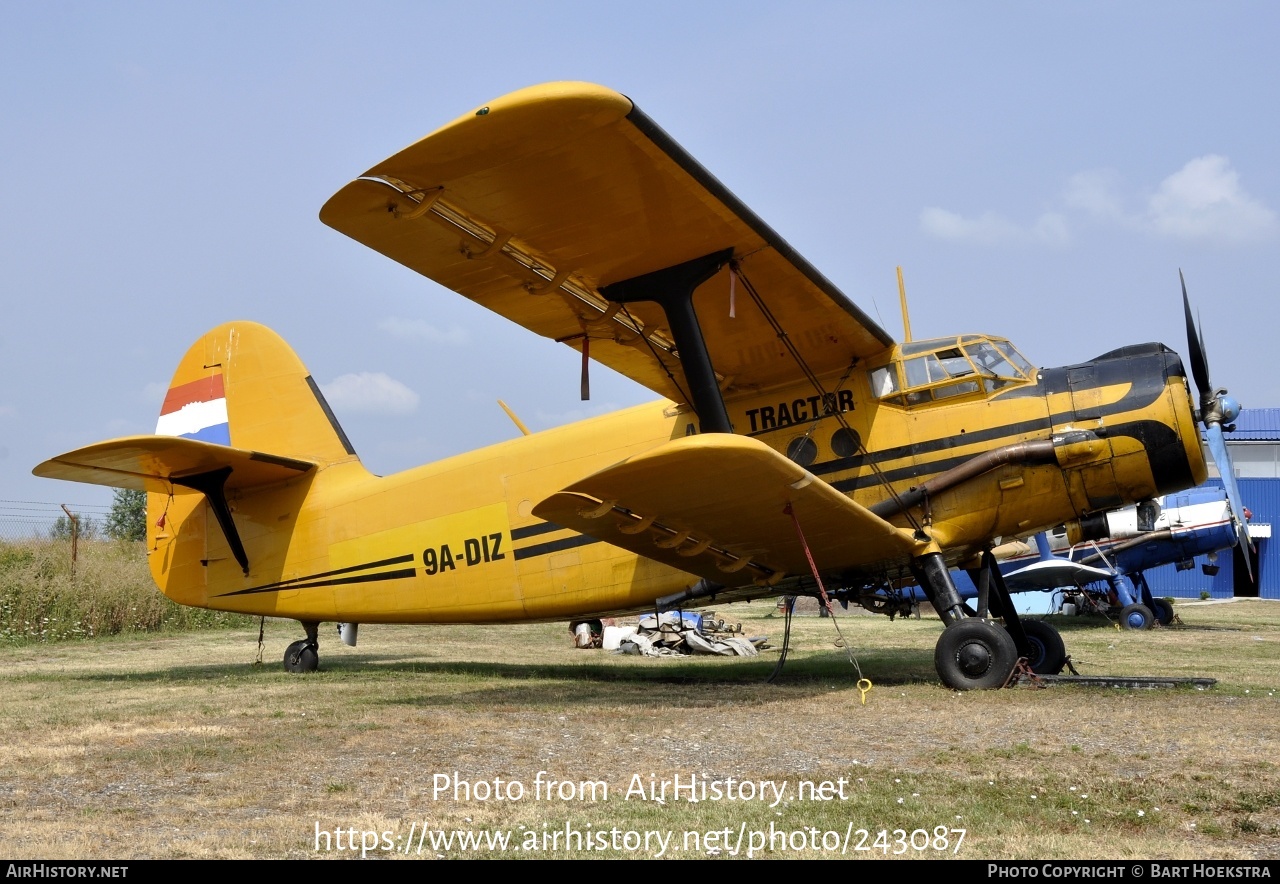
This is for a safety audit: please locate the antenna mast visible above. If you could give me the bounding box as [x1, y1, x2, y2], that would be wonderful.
[897, 266, 913, 343]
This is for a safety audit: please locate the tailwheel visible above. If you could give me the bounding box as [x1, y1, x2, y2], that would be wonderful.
[1119, 603, 1154, 631]
[934, 619, 1018, 690]
[283, 640, 318, 673]
[1019, 620, 1067, 675]
[1149, 598, 1175, 627]
[283, 621, 320, 673]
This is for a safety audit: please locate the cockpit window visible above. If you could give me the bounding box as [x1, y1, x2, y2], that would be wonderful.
[903, 354, 941, 387]
[873, 336, 1035, 407]
[964, 341, 1021, 379]
[994, 340, 1034, 376]
[935, 347, 974, 378]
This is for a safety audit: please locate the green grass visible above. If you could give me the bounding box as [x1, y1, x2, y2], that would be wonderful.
[0, 600, 1278, 858]
[0, 538, 251, 643]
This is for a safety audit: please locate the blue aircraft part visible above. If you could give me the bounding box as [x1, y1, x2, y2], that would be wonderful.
[1111, 574, 1139, 607]
[1034, 533, 1054, 559]
[890, 485, 1240, 624]
[1206, 422, 1253, 571]
[1120, 604, 1154, 630]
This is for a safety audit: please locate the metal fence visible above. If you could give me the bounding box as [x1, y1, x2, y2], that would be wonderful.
[0, 500, 113, 542]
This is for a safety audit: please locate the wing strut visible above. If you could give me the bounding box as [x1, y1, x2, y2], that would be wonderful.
[732, 261, 924, 535]
[602, 249, 734, 433]
[172, 467, 250, 575]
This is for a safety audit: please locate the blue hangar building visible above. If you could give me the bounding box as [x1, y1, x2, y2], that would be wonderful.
[1145, 407, 1279, 600]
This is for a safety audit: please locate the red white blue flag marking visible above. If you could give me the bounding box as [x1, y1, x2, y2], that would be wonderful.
[155, 375, 230, 445]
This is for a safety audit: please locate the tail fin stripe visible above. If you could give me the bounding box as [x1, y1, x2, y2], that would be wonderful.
[175, 421, 232, 446]
[305, 376, 357, 456]
[160, 375, 226, 415]
[155, 398, 229, 442]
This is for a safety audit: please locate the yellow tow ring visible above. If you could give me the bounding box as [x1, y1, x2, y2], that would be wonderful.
[857, 678, 873, 705]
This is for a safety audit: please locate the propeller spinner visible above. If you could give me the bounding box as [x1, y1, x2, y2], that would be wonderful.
[1181, 269, 1254, 576]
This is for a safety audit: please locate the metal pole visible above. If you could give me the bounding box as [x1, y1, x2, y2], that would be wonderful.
[60, 504, 78, 569]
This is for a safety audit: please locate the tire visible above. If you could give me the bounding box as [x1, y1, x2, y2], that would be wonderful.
[1119, 603, 1154, 631]
[1019, 620, 1067, 675]
[934, 619, 1019, 691]
[283, 639, 319, 673]
[1149, 598, 1174, 627]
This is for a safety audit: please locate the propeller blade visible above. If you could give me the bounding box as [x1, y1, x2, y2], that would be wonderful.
[1181, 269, 1212, 402]
[1205, 422, 1255, 579]
[1180, 269, 1251, 579]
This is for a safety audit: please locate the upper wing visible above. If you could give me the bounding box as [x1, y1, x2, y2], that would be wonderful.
[532, 434, 919, 588]
[34, 436, 315, 493]
[320, 82, 893, 403]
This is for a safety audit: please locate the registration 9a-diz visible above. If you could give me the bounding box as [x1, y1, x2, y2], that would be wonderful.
[422, 533, 505, 575]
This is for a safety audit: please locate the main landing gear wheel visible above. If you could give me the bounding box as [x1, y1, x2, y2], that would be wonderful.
[1149, 598, 1174, 627]
[1020, 620, 1067, 675]
[1119, 603, 1154, 631]
[935, 619, 1018, 691]
[283, 639, 319, 673]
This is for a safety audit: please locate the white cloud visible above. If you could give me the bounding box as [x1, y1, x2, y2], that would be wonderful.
[1064, 156, 1277, 245]
[920, 207, 1069, 247]
[322, 372, 419, 415]
[1146, 155, 1279, 245]
[377, 317, 470, 346]
[925, 155, 1276, 249]
[1031, 213, 1070, 246]
[1063, 169, 1128, 222]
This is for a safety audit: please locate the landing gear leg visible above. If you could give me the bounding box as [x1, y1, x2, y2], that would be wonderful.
[910, 552, 968, 625]
[284, 621, 320, 673]
[1136, 572, 1174, 626]
[914, 551, 1018, 690]
[974, 549, 1068, 674]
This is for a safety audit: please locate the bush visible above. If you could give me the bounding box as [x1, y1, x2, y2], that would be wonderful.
[0, 538, 252, 644]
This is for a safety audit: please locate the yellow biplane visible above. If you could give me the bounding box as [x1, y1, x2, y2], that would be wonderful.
[36, 82, 1237, 689]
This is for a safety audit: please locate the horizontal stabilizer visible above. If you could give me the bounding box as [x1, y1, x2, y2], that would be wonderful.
[1002, 558, 1117, 591]
[34, 435, 315, 493]
[533, 435, 919, 587]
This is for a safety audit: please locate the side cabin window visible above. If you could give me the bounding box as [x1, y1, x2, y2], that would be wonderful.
[868, 364, 900, 398]
[871, 336, 1036, 407]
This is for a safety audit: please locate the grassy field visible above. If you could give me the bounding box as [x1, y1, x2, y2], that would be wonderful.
[1, 598, 1278, 859]
[0, 540, 251, 642]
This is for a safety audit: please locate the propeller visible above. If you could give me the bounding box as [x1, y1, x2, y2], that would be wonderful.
[1181, 269, 1253, 576]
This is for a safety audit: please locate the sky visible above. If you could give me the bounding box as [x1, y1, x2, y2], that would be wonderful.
[3, 2, 1279, 514]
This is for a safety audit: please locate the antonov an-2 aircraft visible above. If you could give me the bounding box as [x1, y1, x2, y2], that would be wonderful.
[35, 82, 1243, 690]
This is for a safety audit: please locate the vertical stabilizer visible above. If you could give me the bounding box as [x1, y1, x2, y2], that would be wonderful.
[156, 322, 357, 465]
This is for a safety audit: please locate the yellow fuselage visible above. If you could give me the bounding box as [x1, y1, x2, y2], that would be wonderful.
[151, 339, 1205, 625]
